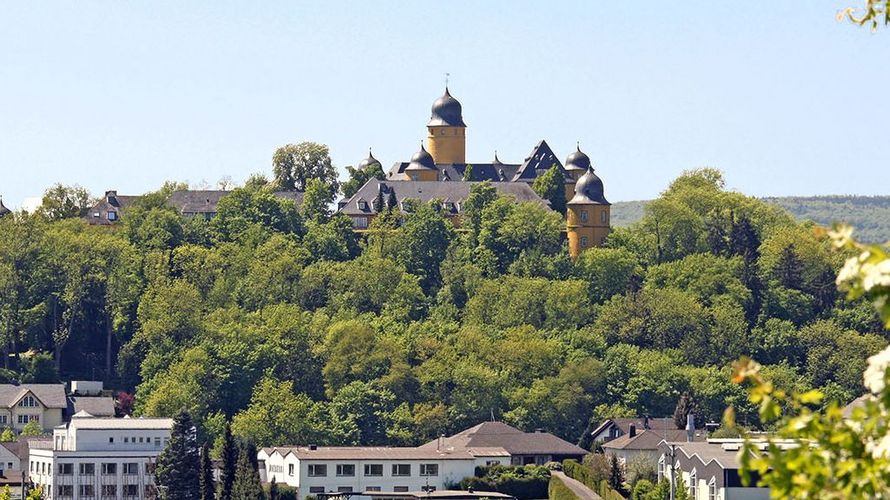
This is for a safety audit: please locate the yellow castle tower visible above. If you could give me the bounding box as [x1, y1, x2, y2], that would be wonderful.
[566, 166, 611, 258]
[426, 88, 466, 165]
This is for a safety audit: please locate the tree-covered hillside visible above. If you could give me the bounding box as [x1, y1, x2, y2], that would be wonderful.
[0, 166, 886, 454]
[613, 196, 890, 243]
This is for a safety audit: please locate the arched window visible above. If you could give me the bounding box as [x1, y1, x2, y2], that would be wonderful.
[708, 477, 717, 500]
[689, 468, 697, 498]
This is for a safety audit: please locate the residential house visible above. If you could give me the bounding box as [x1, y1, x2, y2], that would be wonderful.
[29, 415, 173, 500]
[419, 421, 587, 466]
[83, 191, 141, 226]
[0, 385, 67, 433]
[590, 417, 677, 444]
[602, 426, 706, 466]
[657, 440, 770, 500]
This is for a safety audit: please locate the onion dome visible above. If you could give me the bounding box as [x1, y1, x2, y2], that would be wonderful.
[565, 144, 591, 172]
[0, 197, 10, 218]
[405, 144, 437, 171]
[358, 148, 381, 170]
[492, 151, 503, 166]
[568, 167, 610, 205]
[428, 87, 466, 127]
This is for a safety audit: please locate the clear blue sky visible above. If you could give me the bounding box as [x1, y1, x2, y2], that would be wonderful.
[1, 1, 888, 208]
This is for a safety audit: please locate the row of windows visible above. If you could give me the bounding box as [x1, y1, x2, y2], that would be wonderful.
[107, 436, 166, 448]
[307, 486, 432, 494]
[578, 210, 608, 223]
[579, 236, 607, 248]
[0, 414, 40, 425]
[57, 483, 143, 497]
[31, 461, 150, 476]
[90, 211, 118, 221]
[305, 463, 438, 478]
[19, 395, 39, 407]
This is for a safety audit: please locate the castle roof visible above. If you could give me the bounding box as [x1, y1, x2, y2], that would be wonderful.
[568, 167, 609, 205]
[565, 145, 591, 172]
[358, 149, 382, 170]
[339, 179, 549, 217]
[428, 87, 466, 127]
[405, 144, 437, 171]
[0, 198, 10, 218]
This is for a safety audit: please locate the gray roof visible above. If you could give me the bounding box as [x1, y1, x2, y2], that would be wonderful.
[419, 421, 587, 457]
[591, 417, 677, 439]
[169, 190, 303, 215]
[358, 149, 382, 170]
[512, 140, 566, 182]
[405, 145, 437, 171]
[0, 198, 11, 217]
[266, 446, 477, 461]
[568, 168, 609, 206]
[84, 191, 142, 225]
[0, 384, 66, 409]
[69, 396, 116, 417]
[428, 88, 466, 127]
[564, 146, 592, 172]
[602, 429, 706, 451]
[339, 179, 550, 217]
[843, 394, 870, 418]
[659, 441, 745, 470]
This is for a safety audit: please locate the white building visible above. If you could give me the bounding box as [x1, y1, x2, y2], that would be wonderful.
[260, 446, 483, 495]
[29, 415, 173, 500]
[260, 422, 587, 498]
[658, 440, 770, 500]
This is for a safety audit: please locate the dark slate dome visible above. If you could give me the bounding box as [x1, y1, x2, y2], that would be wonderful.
[428, 87, 466, 127]
[358, 148, 381, 170]
[568, 167, 610, 205]
[565, 145, 591, 171]
[0, 198, 9, 218]
[406, 144, 437, 171]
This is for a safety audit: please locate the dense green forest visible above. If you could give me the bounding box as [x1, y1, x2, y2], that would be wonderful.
[0, 166, 886, 453]
[613, 196, 890, 243]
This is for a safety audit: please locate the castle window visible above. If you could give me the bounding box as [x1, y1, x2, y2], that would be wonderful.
[601, 211, 608, 223]
[580, 210, 588, 222]
[581, 236, 589, 248]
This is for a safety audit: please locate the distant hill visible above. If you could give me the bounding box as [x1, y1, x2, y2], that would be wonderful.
[612, 196, 890, 243]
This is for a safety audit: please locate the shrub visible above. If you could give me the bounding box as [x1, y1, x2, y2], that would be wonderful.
[548, 475, 580, 500]
[459, 464, 550, 500]
[631, 479, 654, 500]
[625, 455, 658, 488]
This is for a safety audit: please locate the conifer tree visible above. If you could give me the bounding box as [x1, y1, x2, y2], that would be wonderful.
[231, 441, 264, 500]
[673, 392, 697, 430]
[462, 164, 475, 181]
[373, 187, 385, 213]
[608, 453, 626, 494]
[386, 190, 398, 212]
[155, 410, 201, 500]
[776, 243, 804, 290]
[268, 479, 279, 500]
[200, 443, 215, 500]
[218, 422, 238, 500]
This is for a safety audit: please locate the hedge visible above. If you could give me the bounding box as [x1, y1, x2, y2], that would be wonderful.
[549, 475, 581, 500]
[459, 464, 550, 500]
[563, 459, 625, 500]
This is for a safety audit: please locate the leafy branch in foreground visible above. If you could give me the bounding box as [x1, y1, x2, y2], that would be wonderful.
[839, 0, 890, 31]
[731, 226, 890, 498]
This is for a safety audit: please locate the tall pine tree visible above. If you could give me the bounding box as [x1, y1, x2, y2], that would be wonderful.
[268, 478, 279, 500]
[218, 422, 238, 500]
[231, 441, 264, 500]
[200, 443, 215, 500]
[776, 244, 804, 290]
[155, 410, 201, 500]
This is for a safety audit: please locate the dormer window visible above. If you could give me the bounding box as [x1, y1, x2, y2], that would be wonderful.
[443, 202, 455, 212]
[358, 200, 368, 211]
[19, 395, 37, 408]
[107, 211, 117, 221]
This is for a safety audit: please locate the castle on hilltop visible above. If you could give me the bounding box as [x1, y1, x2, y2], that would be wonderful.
[340, 87, 612, 258]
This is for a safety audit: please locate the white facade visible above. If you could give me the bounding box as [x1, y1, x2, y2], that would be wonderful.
[29, 417, 172, 500]
[260, 448, 491, 496]
[70, 382, 104, 397]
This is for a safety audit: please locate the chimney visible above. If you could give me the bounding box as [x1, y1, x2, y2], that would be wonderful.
[629, 424, 636, 438]
[308, 444, 318, 451]
[686, 413, 695, 442]
[535, 428, 545, 433]
[643, 415, 650, 430]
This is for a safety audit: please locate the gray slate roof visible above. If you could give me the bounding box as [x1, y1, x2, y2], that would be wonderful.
[339, 179, 550, 217]
[419, 421, 587, 457]
[0, 384, 67, 409]
[591, 417, 677, 440]
[68, 396, 116, 417]
[602, 429, 706, 451]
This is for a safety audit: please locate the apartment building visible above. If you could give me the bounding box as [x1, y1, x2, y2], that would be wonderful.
[29, 416, 173, 500]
